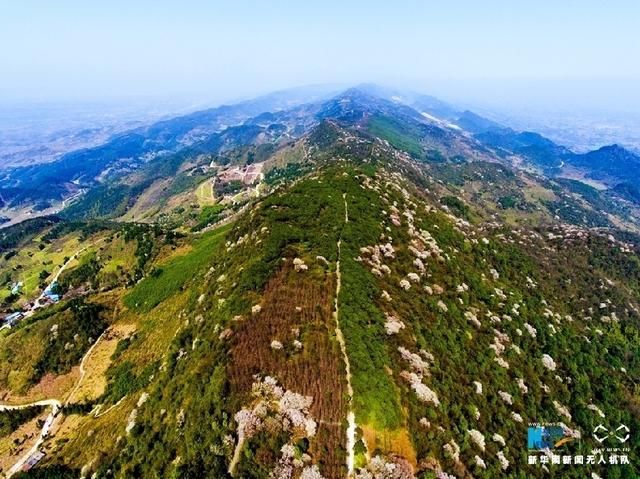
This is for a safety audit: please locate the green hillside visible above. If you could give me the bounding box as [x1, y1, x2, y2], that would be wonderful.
[1, 90, 639, 479]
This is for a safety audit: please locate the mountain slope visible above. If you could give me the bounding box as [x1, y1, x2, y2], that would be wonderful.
[1, 90, 640, 479]
[1, 121, 638, 479]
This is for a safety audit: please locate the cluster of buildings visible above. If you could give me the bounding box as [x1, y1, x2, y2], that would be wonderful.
[216, 162, 264, 185]
[2, 282, 61, 329]
[2, 311, 23, 327]
[41, 283, 61, 303]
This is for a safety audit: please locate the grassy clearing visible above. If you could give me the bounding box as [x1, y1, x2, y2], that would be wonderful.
[124, 224, 231, 312]
[195, 179, 215, 205]
[367, 114, 423, 158]
[66, 322, 137, 404]
[523, 183, 556, 202]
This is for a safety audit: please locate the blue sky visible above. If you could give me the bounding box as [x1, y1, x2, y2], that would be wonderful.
[1, 1, 639, 110]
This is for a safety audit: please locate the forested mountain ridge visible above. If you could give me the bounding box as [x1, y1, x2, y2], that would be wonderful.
[0, 89, 638, 478]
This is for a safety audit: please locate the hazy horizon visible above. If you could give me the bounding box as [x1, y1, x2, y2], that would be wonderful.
[2, 1, 640, 114]
[2, 5, 640, 477]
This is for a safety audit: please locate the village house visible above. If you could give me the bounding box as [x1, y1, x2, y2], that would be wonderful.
[3, 311, 23, 327]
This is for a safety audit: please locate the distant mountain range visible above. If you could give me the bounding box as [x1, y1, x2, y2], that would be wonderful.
[1, 84, 640, 220]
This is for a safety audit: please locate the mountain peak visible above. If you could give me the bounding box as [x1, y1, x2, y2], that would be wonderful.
[584, 143, 638, 160]
[595, 143, 628, 154]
